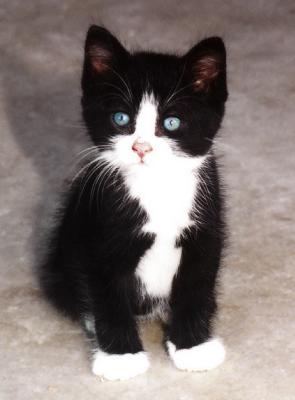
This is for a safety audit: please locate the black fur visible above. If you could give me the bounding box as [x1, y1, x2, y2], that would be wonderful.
[39, 26, 227, 356]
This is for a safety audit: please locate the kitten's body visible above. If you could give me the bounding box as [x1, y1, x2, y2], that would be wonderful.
[39, 26, 228, 380]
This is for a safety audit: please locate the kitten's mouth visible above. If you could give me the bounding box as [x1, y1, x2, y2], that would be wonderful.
[130, 158, 148, 167]
[133, 160, 145, 167]
[134, 155, 148, 165]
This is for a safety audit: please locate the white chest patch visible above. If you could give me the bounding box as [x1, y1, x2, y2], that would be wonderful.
[136, 236, 182, 297]
[128, 163, 200, 297]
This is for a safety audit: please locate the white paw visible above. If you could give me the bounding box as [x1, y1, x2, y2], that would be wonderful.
[92, 350, 150, 381]
[167, 338, 225, 372]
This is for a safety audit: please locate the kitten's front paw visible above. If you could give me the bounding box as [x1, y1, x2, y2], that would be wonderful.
[167, 338, 225, 372]
[92, 350, 150, 381]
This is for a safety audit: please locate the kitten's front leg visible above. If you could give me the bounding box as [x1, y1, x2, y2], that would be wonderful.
[166, 232, 225, 372]
[90, 278, 149, 380]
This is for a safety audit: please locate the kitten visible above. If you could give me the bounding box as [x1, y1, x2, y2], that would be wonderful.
[39, 25, 228, 380]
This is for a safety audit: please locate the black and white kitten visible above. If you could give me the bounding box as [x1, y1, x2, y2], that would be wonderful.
[39, 26, 228, 380]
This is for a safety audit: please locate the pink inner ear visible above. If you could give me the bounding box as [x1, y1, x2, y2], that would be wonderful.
[88, 45, 111, 73]
[193, 54, 220, 91]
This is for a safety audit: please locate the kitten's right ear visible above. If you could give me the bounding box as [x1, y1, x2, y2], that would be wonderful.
[84, 25, 128, 74]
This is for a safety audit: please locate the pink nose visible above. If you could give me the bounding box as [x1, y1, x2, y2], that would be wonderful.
[132, 140, 153, 159]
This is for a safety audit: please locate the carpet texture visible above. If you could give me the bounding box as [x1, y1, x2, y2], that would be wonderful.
[1, 1, 294, 399]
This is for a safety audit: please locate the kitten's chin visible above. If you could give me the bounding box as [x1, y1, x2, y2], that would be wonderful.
[125, 155, 153, 168]
[135, 157, 158, 169]
[126, 160, 150, 171]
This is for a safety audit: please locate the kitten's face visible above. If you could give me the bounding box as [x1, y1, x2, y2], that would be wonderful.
[81, 26, 227, 173]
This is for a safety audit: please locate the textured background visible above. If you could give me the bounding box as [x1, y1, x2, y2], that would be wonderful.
[1, 1, 294, 399]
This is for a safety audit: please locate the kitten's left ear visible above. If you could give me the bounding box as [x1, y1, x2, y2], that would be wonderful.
[184, 37, 227, 100]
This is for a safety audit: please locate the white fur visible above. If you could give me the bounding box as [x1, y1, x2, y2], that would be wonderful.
[83, 314, 96, 334]
[92, 350, 150, 381]
[167, 338, 225, 372]
[136, 236, 181, 297]
[137, 298, 169, 322]
[102, 93, 206, 298]
[133, 93, 158, 142]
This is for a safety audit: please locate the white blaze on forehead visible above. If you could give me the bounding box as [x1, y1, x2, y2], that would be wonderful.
[134, 93, 158, 141]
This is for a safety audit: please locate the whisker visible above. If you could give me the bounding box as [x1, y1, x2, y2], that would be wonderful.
[71, 156, 100, 185]
[90, 163, 112, 209]
[99, 83, 131, 106]
[77, 146, 100, 156]
[164, 62, 187, 106]
[109, 67, 133, 103]
[75, 157, 110, 209]
[82, 93, 132, 111]
[95, 163, 119, 210]
[164, 82, 195, 107]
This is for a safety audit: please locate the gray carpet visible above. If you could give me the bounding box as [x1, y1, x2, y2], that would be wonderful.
[1, 1, 294, 399]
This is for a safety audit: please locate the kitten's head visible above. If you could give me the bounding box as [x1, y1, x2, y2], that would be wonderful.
[81, 26, 227, 172]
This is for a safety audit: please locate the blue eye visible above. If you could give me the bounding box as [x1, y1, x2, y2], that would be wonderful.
[163, 116, 181, 131]
[113, 112, 130, 126]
